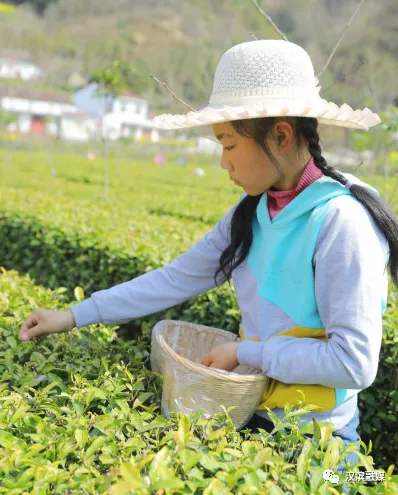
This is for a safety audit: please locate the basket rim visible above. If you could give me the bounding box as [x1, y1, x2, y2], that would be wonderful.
[153, 319, 238, 339]
[152, 319, 268, 383]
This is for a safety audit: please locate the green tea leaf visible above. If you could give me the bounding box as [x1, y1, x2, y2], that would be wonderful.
[356, 452, 375, 472]
[268, 484, 285, 495]
[116, 399, 130, 416]
[74, 286, 85, 301]
[149, 447, 173, 482]
[85, 436, 107, 460]
[41, 381, 60, 395]
[6, 335, 17, 349]
[200, 454, 223, 473]
[253, 447, 272, 468]
[75, 427, 88, 448]
[203, 478, 231, 495]
[176, 414, 190, 451]
[151, 477, 186, 491]
[207, 427, 227, 441]
[297, 449, 309, 482]
[180, 449, 202, 471]
[9, 403, 30, 424]
[0, 430, 27, 449]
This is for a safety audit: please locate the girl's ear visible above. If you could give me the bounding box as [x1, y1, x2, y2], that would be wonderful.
[273, 121, 294, 153]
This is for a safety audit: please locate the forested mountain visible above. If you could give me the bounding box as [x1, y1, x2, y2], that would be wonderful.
[1, 0, 397, 113]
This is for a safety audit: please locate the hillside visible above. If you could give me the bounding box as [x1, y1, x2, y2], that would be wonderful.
[0, 0, 397, 113]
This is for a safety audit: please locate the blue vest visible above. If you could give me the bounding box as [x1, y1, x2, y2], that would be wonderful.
[238, 176, 384, 411]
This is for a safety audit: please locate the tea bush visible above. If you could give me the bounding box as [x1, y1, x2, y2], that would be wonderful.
[0, 149, 237, 225]
[0, 187, 241, 335]
[0, 150, 397, 469]
[0, 149, 395, 224]
[358, 295, 398, 468]
[1, 268, 397, 494]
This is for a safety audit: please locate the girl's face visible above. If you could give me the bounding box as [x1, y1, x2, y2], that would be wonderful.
[212, 121, 281, 196]
[212, 121, 306, 195]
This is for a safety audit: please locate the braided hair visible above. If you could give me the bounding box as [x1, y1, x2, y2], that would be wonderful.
[214, 117, 398, 288]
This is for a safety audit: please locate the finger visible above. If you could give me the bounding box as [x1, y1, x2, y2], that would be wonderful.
[20, 312, 39, 340]
[20, 326, 38, 341]
[24, 326, 46, 341]
[202, 355, 212, 367]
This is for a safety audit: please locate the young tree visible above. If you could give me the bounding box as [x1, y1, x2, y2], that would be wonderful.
[90, 60, 142, 197]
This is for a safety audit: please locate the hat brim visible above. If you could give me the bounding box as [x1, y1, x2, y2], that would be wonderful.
[152, 99, 381, 131]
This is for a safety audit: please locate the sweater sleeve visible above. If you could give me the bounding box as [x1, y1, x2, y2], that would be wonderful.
[237, 197, 389, 390]
[69, 203, 237, 329]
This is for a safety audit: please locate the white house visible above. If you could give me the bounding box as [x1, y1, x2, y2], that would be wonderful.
[0, 87, 78, 137]
[59, 111, 97, 142]
[0, 56, 43, 81]
[73, 82, 164, 141]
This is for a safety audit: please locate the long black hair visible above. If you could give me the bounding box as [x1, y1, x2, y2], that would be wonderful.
[214, 116, 398, 289]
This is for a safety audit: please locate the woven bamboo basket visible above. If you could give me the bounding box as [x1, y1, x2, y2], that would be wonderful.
[150, 320, 269, 430]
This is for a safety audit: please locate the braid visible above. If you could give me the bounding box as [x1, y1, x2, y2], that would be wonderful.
[298, 117, 398, 287]
[303, 119, 349, 185]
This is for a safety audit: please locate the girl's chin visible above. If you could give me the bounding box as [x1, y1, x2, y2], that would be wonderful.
[243, 185, 268, 196]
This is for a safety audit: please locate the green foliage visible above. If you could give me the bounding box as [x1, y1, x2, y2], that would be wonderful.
[380, 108, 398, 139]
[91, 60, 147, 98]
[0, 110, 14, 127]
[358, 297, 398, 469]
[0, 148, 233, 224]
[0, 185, 241, 334]
[351, 108, 398, 157]
[1, 269, 397, 493]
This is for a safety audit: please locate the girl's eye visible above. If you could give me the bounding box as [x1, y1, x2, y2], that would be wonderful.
[224, 146, 235, 151]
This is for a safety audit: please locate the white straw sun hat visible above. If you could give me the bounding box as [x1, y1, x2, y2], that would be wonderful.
[152, 39, 381, 131]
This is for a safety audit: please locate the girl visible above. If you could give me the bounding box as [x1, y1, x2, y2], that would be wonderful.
[19, 40, 398, 452]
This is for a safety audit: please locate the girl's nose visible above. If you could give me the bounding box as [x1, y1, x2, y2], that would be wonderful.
[220, 154, 232, 172]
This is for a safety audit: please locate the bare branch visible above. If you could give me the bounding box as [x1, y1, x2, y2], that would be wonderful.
[250, 31, 258, 41]
[320, 60, 365, 95]
[151, 75, 219, 144]
[317, 0, 366, 78]
[353, 160, 364, 172]
[151, 75, 195, 112]
[251, 0, 288, 41]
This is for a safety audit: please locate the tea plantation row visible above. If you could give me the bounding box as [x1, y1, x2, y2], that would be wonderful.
[1, 268, 397, 494]
[0, 150, 397, 471]
[0, 149, 239, 225]
[1, 149, 396, 225]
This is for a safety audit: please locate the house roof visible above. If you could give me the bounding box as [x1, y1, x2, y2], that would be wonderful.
[119, 88, 147, 101]
[0, 49, 34, 63]
[63, 110, 95, 120]
[0, 87, 73, 104]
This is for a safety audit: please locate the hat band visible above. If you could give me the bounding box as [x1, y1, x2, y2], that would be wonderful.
[209, 85, 321, 106]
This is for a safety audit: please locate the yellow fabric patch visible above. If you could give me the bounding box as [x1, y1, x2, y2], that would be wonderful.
[239, 326, 336, 412]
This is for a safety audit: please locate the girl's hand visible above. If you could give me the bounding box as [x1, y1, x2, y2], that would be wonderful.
[196, 342, 239, 371]
[19, 309, 76, 343]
